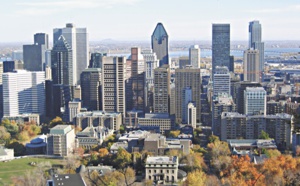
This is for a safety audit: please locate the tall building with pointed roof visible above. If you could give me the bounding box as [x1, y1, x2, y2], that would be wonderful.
[51, 35, 75, 86]
[151, 23, 169, 67]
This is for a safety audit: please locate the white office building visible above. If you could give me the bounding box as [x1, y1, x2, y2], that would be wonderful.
[244, 87, 266, 115]
[3, 70, 45, 117]
[213, 66, 231, 96]
[53, 23, 89, 85]
[142, 49, 159, 90]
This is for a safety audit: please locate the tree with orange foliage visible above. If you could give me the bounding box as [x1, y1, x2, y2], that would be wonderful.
[98, 148, 109, 158]
[221, 155, 265, 186]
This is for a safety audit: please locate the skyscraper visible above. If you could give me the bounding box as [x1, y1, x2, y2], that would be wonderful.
[212, 24, 230, 75]
[189, 45, 201, 68]
[51, 36, 75, 86]
[80, 68, 101, 111]
[102, 56, 126, 116]
[53, 23, 89, 85]
[244, 87, 266, 115]
[175, 66, 201, 123]
[142, 49, 159, 90]
[126, 47, 145, 112]
[244, 49, 260, 82]
[23, 33, 48, 71]
[153, 65, 170, 113]
[249, 21, 264, 72]
[3, 70, 45, 117]
[213, 66, 231, 96]
[151, 23, 169, 67]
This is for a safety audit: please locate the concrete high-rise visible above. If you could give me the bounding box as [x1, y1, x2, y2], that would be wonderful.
[153, 65, 170, 113]
[23, 33, 48, 71]
[189, 45, 200, 68]
[80, 68, 101, 111]
[51, 36, 75, 86]
[249, 21, 264, 72]
[53, 23, 89, 85]
[244, 49, 260, 82]
[142, 49, 159, 90]
[212, 24, 230, 75]
[151, 23, 169, 67]
[175, 66, 201, 122]
[102, 56, 126, 116]
[3, 70, 45, 117]
[126, 47, 145, 112]
[213, 66, 231, 96]
[244, 87, 266, 115]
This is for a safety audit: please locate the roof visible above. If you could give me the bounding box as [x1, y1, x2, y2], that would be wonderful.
[52, 174, 86, 186]
[50, 125, 73, 135]
[146, 156, 177, 164]
[152, 23, 168, 44]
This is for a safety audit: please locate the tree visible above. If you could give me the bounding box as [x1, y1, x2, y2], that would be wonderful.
[181, 152, 206, 172]
[184, 170, 207, 186]
[169, 130, 180, 138]
[119, 167, 136, 186]
[98, 148, 109, 158]
[1, 119, 18, 137]
[0, 126, 11, 144]
[6, 140, 26, 156]
[264, 149, 281, 158]
[120, 125, 125, 134]
[17, 131, 30, 142]
[113, 148, 132, 169]
[259, 130, 270, 139]
[49, 116, 64, 128]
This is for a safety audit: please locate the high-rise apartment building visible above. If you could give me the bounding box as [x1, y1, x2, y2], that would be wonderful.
[153, 65, 170, 113]
[187, 102, 197, 128]
[53, 23, 89, 85]
[213, 66, 231, 96]
[151, 23, 169, 67]
[212, 24, 230, 75]
[51, 36, 75, 86]
[80, 68, 101, 111]
[102, 56, 126, 116]
[3, 70, 45, 117]
[126, 47, 145, 112]
[189, 45, 200, 68]
[244, 87, 266, 115]
[244, 49, 260, 82]
[23, 33, 48, 71]
[249, 21, 264, 72]
[175, 66, 201, 122]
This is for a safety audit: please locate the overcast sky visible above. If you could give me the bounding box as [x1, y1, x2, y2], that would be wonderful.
[1, 0, 300, 42]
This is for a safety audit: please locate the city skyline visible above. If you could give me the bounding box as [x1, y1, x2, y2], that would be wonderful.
[1, 0, 300, 42]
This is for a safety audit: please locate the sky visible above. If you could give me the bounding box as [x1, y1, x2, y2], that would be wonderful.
[1, 0, 300, 42]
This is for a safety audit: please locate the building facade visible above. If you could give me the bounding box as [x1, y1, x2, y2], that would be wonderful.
[249, 20, 264, 72]
[244, 49, 260, 82]
[81, 68, 101, 111]
[213, 66, 231, 96]
[53, 23, 89, 85]
[102, 56, 126, 116]
[47, 125, 75, 157]
[189, 45, 201, 68]
[3, 70, 45, 117]
[153, 65, 170, 113]
[175, 67, 201, 122]
[212, 24, 230, 75]
[244, 87, 266, 115]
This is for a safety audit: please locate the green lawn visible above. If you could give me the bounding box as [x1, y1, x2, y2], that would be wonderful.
[0, 157, 64, 185]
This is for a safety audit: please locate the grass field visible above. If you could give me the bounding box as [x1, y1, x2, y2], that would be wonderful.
[0, 157, 64, 185]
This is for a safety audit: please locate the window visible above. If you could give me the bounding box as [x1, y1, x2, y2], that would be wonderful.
[149, 170, 151, 173]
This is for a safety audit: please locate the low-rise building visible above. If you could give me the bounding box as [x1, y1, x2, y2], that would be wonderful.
[46, 174, 87, 186]
[138, 113, 173, 134]
[74, 111, 122, 131]
[144, 134, 191, 155]
[25, 134, 47, 155]
[47, 125, 75, 157]
[0, 146, 14, 162]
[2, 113, 40, 125]
[145, 156, 178, 184]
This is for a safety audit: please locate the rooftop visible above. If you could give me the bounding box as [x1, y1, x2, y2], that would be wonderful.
[76, 111, 121, 118]
[50, 125, 73, 135]
[52, 174, 86, 186]
[146, 156, 177, 164]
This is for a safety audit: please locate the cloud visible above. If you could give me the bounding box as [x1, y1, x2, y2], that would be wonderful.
[15, 0, 141, 15]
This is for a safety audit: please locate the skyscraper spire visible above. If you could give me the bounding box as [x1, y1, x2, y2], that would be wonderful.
[151, 23, 169, 67]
